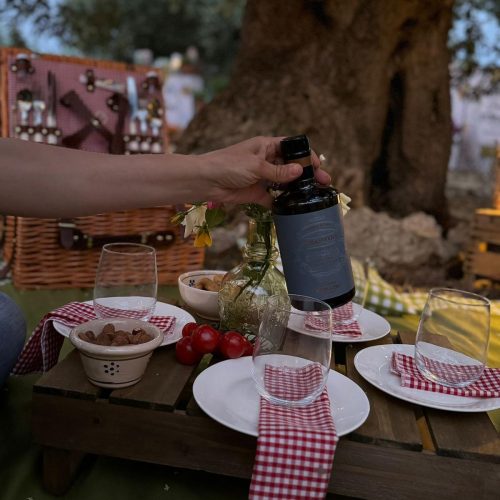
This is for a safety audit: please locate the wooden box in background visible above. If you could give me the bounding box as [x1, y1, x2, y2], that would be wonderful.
[464, 208, 500, 286]
[494, 145, 500, 210]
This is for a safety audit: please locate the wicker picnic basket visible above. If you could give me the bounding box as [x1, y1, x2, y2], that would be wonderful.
[0, 48, 204, 289]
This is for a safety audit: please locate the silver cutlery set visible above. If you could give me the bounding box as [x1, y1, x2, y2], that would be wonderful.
[13, 71, 61, 144]
[123, 75, 163, 154]
[82, 67, 164, 154]
[10, 53, 164, 154]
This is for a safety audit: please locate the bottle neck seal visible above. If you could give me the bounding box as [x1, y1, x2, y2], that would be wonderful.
[286, 154, 314, 188]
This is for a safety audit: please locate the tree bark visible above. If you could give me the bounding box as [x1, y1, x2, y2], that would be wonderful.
[177, 0, 454, 225]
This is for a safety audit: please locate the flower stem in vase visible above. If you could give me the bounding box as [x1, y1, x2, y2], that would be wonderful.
[218, 206, 287, 341]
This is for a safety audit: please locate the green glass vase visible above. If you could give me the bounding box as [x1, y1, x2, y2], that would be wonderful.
[218, 215, 287, 341]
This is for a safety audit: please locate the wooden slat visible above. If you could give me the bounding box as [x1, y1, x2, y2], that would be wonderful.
[474, 208, 500, 225]
[346, 337, 422, 451]
[108, 346, 198, 410]
[185, 355, 221, 417]
[186, 395, 204, 416]
[471, 252, 500, 280]
[332, 440, 500, 500]
[465, 209, 500, 283]
[398, 331, 500, 463]
[425, 410, 500, 463]
[33, 349, 101, 400]
[470, 229, 500, 245]
[32, 393, 256, 477]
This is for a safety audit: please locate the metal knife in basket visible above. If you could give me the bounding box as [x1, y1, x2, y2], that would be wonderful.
[125, 76, 140, 153]
[46, 71, 61, 145]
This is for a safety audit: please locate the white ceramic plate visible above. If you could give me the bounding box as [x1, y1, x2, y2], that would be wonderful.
[354, 344, 500, 412]
[53, 301, 194, 347]
[193, 356, 370, 437]
[332, 304, 391, 343]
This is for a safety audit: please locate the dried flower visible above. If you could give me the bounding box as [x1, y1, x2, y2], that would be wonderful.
[194, 225, 212, 247]
[171, 202, 225, 247]
[340, 193, 351, 215]
[182, 204, 207, 238]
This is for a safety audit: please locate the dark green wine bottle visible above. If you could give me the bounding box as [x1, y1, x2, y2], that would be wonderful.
[272, 134, 355, 308]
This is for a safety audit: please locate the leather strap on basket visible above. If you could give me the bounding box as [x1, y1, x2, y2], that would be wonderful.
[57, 219, 175, 250]
[109, 93, 129, 154]
[60, 90, 114, 150]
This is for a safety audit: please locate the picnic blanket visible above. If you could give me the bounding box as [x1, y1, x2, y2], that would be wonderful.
[351, 258, 500, 318]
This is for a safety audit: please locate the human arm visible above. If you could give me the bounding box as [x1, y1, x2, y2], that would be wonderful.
[0, 138, 200, 217]
[0, 136, 330, 218]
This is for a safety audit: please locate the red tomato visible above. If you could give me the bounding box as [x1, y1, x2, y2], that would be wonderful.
[181, 322, 198, 337]
[218, 331, 246, 359]
[242, 337, 254, 357]
[175, 336, 203, 365]
[191, 324, 220, 354]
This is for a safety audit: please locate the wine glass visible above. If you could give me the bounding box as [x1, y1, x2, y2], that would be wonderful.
[252, 294, 332, 407]
[414, 288, 491, 388]
[93, 243, 158, 321]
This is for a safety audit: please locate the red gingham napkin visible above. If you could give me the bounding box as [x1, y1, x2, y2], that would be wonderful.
[391, 352, 500, 398]
[249, 363, 338, 499]
[306, 302, 362, 337]
[12, 302, 176, 375]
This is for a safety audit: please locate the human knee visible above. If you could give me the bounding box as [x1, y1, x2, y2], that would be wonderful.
[0, 292, 26, 350]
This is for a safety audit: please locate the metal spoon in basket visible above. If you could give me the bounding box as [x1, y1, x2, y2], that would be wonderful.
[46, 71, 60, 145]
[32, 99, 46, 143]
[15, 88, 33, 140]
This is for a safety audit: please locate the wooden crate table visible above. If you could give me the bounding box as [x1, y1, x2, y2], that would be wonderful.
[32, 331, 500, 498]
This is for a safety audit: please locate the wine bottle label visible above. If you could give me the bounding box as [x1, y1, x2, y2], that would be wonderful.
[273, 205, 354, 300]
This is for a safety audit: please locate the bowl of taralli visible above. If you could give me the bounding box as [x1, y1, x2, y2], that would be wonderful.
[178, 270, 226, 320]
[70, 318, 163, 389]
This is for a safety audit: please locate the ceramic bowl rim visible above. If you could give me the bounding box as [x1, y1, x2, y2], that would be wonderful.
[178, 270, 227, 296]
[69, 318, 163, 357]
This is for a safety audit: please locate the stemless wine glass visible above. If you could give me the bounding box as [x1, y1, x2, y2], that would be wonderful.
[93, 243, 158, 321]
[252, 294, 332, 407]
[415, 288, 491, 388]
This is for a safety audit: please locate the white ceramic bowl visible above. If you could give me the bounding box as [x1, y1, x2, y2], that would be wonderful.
[69, 318, 163, 389]
[178, 270, 226, 320]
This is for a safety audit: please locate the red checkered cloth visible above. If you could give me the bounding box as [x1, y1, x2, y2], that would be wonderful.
[391, 352, 500, 398]
[249, 363, 338, 500]
[11, 302, 176, 375]
[306, 302, 362, 337]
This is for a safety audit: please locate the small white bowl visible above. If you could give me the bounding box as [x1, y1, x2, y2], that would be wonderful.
[178, 270, 226, 320]
[70, 318, 163, 389]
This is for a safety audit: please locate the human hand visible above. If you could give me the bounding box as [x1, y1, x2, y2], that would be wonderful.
[199, 136, 331, 207]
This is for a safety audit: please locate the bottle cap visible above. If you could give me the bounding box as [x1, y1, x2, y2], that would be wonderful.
[280, 135, 311, 162]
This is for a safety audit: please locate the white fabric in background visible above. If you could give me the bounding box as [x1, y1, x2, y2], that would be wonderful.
[163, 72, 204, 130]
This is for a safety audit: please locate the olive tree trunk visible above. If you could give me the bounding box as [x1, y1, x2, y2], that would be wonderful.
[177, 0, 454, 225]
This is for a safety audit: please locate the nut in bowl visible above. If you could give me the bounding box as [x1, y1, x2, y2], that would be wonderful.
[178, 270, 226, 320]
[69, 318, 164, 389]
